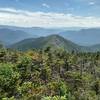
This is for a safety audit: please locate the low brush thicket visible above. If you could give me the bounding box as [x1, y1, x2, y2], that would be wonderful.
[0, 47, 100, 100]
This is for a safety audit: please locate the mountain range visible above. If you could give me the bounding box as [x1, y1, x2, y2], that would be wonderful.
[0, 28, 32, 45]
[0, 25, 64, 45]
[0, 25, 100, 46]
[9, 35, 100, 52]
[9, 35, 82, 52]
[0, 25, 100, 52]
[59, 28, 100, 46]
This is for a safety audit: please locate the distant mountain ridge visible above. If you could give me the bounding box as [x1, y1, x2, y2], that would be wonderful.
[0, 25, 65, 45]
[0, 28, 32, 45]
[0, 25, 100, 46]
[59, 28, 100, 46]
[9, 35, 100, 52]
[9, 35, 81, 52]
[0, 25, 64, 37]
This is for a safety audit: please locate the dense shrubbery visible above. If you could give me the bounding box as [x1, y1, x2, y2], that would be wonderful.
[0, 47, 100, 100]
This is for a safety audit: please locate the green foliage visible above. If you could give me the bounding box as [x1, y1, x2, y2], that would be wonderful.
[0, 48, 100, 99]
[0, 63, 19, 87]
[0, 63, 19, 98]
[2, 96, 15, 100]
[41, 96, 66, 100]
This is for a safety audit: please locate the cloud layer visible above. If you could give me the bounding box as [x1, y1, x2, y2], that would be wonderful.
[0, 8, 100, 28]
[42, 3, 50, 8]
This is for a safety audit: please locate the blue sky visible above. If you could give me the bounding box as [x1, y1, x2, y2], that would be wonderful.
[0, 0, 100, 27]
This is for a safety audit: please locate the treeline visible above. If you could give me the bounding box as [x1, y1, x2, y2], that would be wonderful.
[0, 47, 100, 100]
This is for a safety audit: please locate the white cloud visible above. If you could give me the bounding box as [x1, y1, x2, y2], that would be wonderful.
[42, 3, 50, 8]
[89, 1, 95, 5]
[0, 8, 100, 28]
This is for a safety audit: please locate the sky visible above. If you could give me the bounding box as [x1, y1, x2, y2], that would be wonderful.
[0, 0, 100, 28]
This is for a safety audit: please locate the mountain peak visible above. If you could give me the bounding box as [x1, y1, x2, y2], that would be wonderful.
[9, 35, 80, 52]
